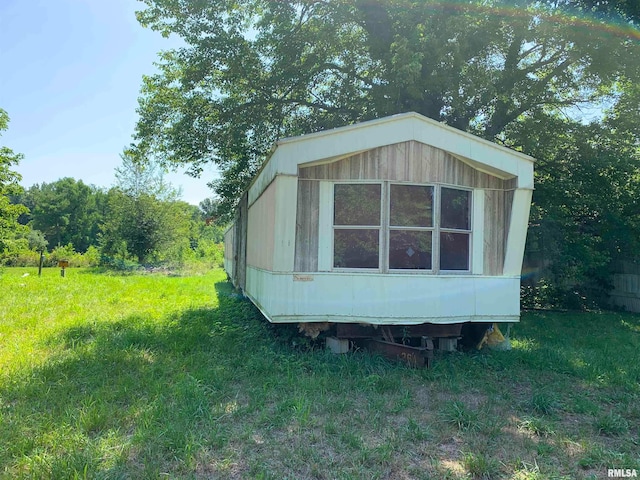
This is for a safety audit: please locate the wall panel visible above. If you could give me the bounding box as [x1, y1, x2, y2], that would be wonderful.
[294, 179, 320, 272]
[484, 190, 505, 276]
[246, 182, 276, 271]
[299, 141, 508, 189]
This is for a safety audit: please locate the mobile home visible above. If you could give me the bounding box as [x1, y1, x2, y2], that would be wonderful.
[224, 112, 533, 341]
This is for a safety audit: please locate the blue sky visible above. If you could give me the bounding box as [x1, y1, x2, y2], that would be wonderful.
[0, 0, 217, 205]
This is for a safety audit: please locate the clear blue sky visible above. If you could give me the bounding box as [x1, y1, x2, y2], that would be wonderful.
[0, 0, 217, 205]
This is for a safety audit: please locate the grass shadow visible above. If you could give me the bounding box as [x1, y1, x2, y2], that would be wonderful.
[3, 275, 639, 478]
[0, 278, 410, 478]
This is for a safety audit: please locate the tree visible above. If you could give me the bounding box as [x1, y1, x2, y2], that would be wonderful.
[21, 178, 106, 252]
[505, 103, 640, 307]
[27, 229, 48, 253]
[198, 197, 226, 243]
[133, 0, 639, 219]
[0, 109, 28, 253]
[100, 152, 189, 264]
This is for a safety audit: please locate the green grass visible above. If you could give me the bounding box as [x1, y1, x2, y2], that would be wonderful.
[1, 267, 640, 478]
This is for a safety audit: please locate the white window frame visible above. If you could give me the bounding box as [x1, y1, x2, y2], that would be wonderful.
[387, 182, 435, 273]
[322, 181, 474, 274]
[332, 182, 383, 272]
[438, 185, 473, 274]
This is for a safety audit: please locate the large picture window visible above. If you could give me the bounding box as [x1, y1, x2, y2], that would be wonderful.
[333, 182, 471, 272]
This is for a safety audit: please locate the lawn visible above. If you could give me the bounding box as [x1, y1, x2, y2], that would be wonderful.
[0, 267, 639, 479]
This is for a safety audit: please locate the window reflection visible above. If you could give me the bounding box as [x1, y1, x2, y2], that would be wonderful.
[441, 187, 470, 230]
[334, 229, 379, 268]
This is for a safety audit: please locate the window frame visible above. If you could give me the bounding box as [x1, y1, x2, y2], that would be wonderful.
[332, 182, 383, 272]
[387, 183, 435, 273]
[330, 181, 473, 274]
[438, 186, 473, 273]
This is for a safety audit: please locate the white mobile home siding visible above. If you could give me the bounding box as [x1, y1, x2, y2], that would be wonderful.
[224, 112, 534, 326]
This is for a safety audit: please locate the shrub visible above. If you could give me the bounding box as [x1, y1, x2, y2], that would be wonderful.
[48, 243, 77, 267]
[195, 239, 224, 268]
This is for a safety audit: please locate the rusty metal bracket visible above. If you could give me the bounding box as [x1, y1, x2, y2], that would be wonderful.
[364, 338, 434, 368]
[381, 326, 395, 343]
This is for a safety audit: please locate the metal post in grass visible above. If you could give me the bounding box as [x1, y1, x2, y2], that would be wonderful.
[58, 260, 69, 277]
[38, 250, 44, 277]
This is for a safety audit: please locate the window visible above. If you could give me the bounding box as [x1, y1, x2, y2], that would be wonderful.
[332, 182, 471, 272]
[440, 187, 471, 271]
[333, 184, 381, 268]
[389, 185, 433, 270]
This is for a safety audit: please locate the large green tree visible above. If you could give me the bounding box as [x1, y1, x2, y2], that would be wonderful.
[505, 110, 640, 307]
[100, 152, 191, 264]
[133, 0, 639, 218]
[132, 0, 639, 306]
[0, 109, 28, 253]
[19, 178, 106, 252]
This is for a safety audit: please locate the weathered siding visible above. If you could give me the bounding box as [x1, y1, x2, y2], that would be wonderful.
[295, 141, 515, 274]
[224, 227, 235, 280]
[232, 191, 248, 290]
[294, 179, 320, 272]
[299, 141, 506, 189]
[483, 191, 505, 275]
[504, 189, 514, 257]
[245, 268, 521, 324]
[610, 261, 640, 312]
[247, 180, 277, 271]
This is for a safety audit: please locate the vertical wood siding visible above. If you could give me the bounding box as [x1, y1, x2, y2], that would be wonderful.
[294, 179, 320, 272]
[483, 191, 505, 275]
[299, 141, 506, 189]
[503, 189, 514, 261]
[224, 227, 235, 280]
[295, 141, 513, 274]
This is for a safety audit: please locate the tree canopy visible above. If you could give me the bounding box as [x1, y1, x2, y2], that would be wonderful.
[133, 0, 639, 218]
[19, 178, 107, 252]
[130, 0, 640, 306]
[0, 109, 28, 252]
[100, 152, 197, 264]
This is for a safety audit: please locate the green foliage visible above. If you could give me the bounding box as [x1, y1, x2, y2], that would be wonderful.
[49, 243, 76, 266]
[441, 400, 481, 431]
[27, 229, 48, 252]
[510, 108, 640, 308]
[0, 108, 28, 252]
[198, 197, 227, 243]
[462, 452, 501, 479]
[1, 271, 639, 478]
[133, 0, 639, 220]
[2, 247, 40, 267]
[2, 243, 101, 268]
[18, 178, 107, 252]
[100, 153, 193, 265]
[594, 412, 629, 436]
[517, 417, 556, 437]
[531, 390, 562, 415]
[194, 238, 224, 267]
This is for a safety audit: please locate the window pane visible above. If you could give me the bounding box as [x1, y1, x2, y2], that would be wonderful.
[390, 185, 433, 227]
[389, 230, 432, 269]
[441, 187, 470, 230]
[440, 232, 469, 270]
[334, 229, 379, 268]
[334, 184, 381, 225]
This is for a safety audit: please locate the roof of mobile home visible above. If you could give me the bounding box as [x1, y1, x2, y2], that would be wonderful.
[248, 111, 534, 204]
